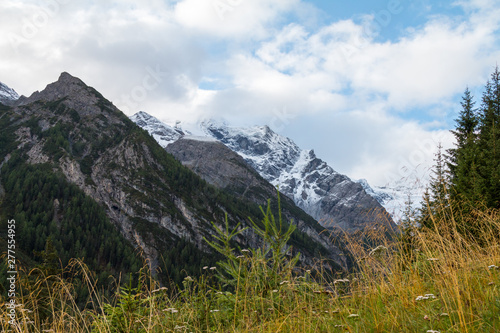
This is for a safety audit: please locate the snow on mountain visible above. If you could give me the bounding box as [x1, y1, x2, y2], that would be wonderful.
[374, 176, 429, 222]
[356, 166, 430, 222]
[201, 120, 395, 231]
[201, 120, 303, 181]
[132, 113, 396, 231]
[0, 81, 20, 104]
[130, 111, 184, 147]
[357, 179, 393, 205]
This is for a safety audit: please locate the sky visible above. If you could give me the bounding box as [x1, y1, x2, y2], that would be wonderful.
[1, 0, 499, 187]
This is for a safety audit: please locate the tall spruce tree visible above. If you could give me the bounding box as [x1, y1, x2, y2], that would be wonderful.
[447, 87, 480, 203]
[476, 66, 500, 208]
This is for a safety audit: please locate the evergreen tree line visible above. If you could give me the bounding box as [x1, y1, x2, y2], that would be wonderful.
[0, 152, 142, 302]
[419, 66, 500, 235]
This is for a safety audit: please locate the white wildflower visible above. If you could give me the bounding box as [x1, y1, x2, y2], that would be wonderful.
[210, 309, 220, 313]
[440, 313, 449, 317]
[427, 258, 439, 261]
[210, 267, 217, 270]
[348, 313, 359, 318]
[280, 280, 290, 285]
[488, 265, 499, 270]
[426, 330, 440, 333]
[236, 255, 244, 259]
[203, 266, 209, 270]
[272, 289, 278, 293]
[163, 308, 179, 313]
[241, 249, 250, 253]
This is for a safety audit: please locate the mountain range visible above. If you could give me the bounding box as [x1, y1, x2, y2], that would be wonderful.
[0, 73, 355, 287]
[131, 111, 397, 233]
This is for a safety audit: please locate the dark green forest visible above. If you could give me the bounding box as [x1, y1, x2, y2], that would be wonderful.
[418, 66, 500, 237]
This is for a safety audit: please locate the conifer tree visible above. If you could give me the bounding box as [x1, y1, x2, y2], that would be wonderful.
[447, 87, 480, 203]
[420, 143, 449, 229]
[476, 66, 500, 208]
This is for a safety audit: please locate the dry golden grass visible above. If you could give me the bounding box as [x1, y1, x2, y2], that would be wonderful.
[1, 204, 499, 332]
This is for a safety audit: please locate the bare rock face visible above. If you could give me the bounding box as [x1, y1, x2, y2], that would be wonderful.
[17, 73, 101, 116]
[167, 138, 263, 197]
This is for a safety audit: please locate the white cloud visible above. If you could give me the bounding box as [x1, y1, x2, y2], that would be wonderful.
[173, 0, 302, 39]
[0, 0, 499, 187]
[239, 6, 500, 112]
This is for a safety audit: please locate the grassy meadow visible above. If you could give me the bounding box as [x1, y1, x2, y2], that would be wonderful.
[1, 203, 499, 333]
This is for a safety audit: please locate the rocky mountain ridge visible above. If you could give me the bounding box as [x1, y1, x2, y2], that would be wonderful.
[0, 73, 349, 281]
[132, 114, 396, 233]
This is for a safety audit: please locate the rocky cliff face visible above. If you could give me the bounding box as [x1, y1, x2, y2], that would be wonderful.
[167, 138, 261, 194]
[1, 73, 349, 273]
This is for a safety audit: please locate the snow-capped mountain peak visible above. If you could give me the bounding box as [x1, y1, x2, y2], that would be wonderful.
[202, 121, 302, 181]
[0, 81, 20, 104]
[130, 111, 184, 147]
